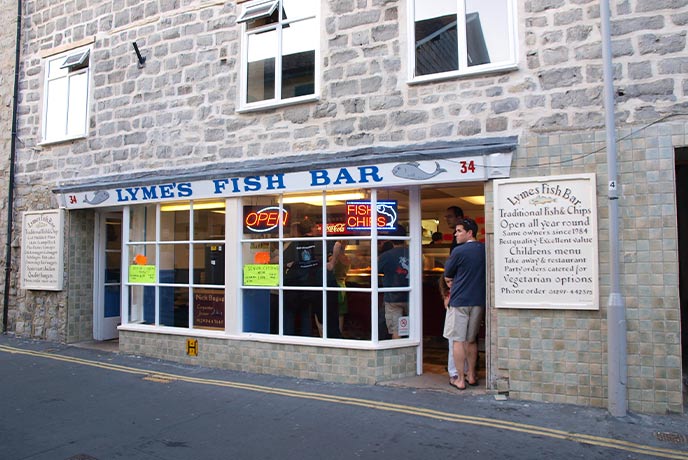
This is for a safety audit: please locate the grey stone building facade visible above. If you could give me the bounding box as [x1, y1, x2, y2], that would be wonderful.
[3, 0, 687, 414]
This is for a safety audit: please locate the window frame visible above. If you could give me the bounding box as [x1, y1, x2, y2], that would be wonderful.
[118, 188, 423, 349]
[237, 0, 320, 112]
[41, 44, 92, 144]
[121, 201, 229, 331]
[407, 0, 519, 84]
[237, 0, 279, 23]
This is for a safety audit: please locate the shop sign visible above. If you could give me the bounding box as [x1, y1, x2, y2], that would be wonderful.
[58, 153, 513, 209]
[244, 205, 289, 233]
[193, 289, 225, 329]
[493, 174, 599, 310]
[323, 222, 347, 234]
[345, 200, 397, 231]
[21, 209, 65, 290]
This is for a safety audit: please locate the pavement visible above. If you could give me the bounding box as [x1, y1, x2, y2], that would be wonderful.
[2, 334, 688, 460]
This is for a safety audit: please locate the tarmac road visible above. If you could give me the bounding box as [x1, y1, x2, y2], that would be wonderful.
[1, 334, 687, 460]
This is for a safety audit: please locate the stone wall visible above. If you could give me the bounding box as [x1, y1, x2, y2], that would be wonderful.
[66, 209, 95, 343]
[485, 123, 685, 414]
[12, 1, 688, 185]
[119, 330, 417, 384]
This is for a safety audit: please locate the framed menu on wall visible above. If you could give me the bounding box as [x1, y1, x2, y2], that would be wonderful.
[21, 209, 65, 291]
[493, 174, 599, 310]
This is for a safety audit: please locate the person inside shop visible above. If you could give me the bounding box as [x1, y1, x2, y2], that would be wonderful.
[326, 239, 350, 337]
[378, 225, 410, 339]
[443, 217, 486, 390]
[444, 205, 464, 385]
[428, 231, 444, 245]
[445, 206, 464, 252]
[282, 218, 322, 337]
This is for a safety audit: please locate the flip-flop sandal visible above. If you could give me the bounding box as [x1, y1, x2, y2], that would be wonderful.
[466, 378, 479, 386]
[450, 378, 466, 391]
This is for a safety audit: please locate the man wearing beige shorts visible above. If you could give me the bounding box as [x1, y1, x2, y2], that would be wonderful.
[443, 218, 485, 390]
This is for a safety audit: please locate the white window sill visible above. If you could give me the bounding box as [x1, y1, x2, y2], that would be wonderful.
[408, 62, 519, 86]
[236, 94, 320, 114]
[39, 133, 88, 147]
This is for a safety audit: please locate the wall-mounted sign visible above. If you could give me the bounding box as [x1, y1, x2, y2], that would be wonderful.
[186, 338, 198, 356]
[21, 209, 65, 291]
[244, 206, 289, 233]
[58, 153, 514, 209]
[493, 174, 598, 310]
[346, 200, 397, 231]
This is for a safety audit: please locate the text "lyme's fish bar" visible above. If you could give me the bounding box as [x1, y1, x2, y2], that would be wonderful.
[59, 155, 496, 209]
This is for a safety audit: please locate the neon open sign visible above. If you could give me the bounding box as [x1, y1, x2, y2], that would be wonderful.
[346, 201, 397, 231]
[244, 206, 289, 233]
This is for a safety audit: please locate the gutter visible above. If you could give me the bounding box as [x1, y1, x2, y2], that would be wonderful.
[3, 0, 21, 333]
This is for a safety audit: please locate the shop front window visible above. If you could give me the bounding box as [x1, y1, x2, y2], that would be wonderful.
[125, 201, 227, 330]
[240, 188, 412, 342]
[122, 189, 415, 342]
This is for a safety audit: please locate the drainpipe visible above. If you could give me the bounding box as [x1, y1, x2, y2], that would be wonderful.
[3, 0, 21, 333]
[601, 0, 627, 417]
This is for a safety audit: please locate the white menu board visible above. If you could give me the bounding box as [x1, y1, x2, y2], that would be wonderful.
[493, 174, 598, 309]
[21, 209, 65, 291]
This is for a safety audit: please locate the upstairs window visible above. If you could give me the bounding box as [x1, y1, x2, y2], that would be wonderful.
[410, 0, 517, 81]
[42, 46, 91, 143]
[239, 0, 318, 109]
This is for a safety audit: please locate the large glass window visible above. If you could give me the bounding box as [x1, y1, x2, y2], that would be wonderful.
[42, 45, 91, 143]
[121, 188, 416, 343]
[240, 189, 412, 342]
[411, 0, 517, 80]
[125, 201, 226, 330]
[239, 0, 318, 108]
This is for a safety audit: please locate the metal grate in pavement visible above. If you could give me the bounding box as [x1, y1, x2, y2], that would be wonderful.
[655, 432, 688, 444]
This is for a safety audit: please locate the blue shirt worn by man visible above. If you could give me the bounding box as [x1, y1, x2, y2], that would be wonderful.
[443, 241, 486, 307]
[378, 245, 410, 303]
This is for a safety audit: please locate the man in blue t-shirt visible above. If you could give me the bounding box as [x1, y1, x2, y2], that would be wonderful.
[443, 217, 485, 390]
[444, 205, 464, 384]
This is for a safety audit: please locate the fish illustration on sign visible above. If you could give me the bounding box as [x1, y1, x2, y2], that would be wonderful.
[83, 190, 110, 205]
[392, 161, 446, 181]
[529, 195, 556, 206]
[377, 203, 397, 229]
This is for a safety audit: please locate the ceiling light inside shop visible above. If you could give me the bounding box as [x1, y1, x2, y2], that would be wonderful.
[282, 192, 365, 205]
[460, 195, 485, 206]
[160, 202, 226, 212]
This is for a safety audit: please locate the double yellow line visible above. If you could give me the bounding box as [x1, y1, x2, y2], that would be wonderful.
[2, 344, 687, 459]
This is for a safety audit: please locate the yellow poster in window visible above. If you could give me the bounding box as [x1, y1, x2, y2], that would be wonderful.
[129, 265, 156, 283]
[243, 264, 279, 286]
